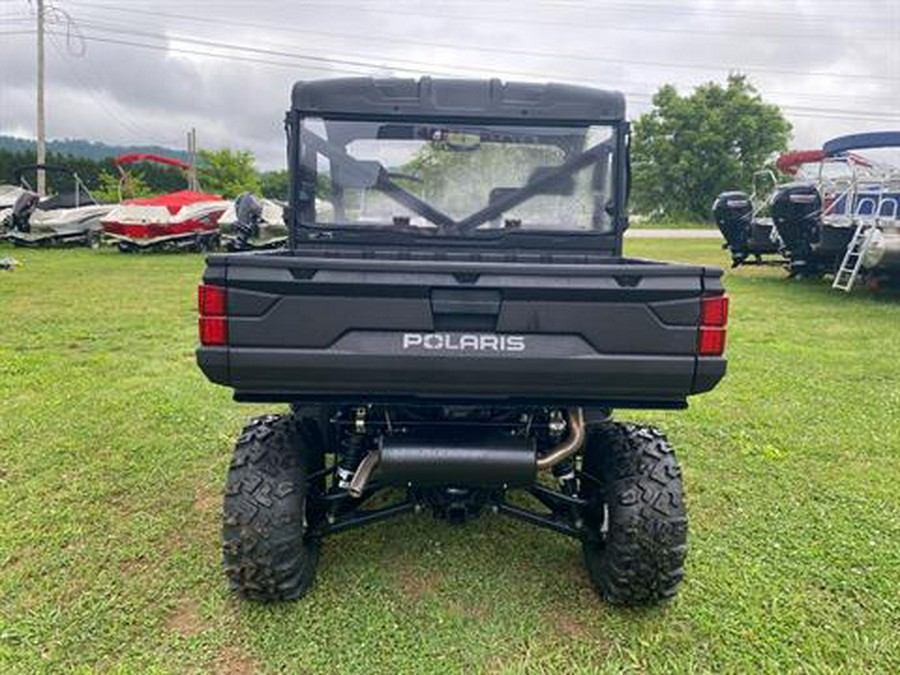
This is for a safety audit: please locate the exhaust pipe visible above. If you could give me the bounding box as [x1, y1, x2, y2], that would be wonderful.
[348, 449, 381, 498]
[535, 408, 585, 470]
[348, 408, 585, 498]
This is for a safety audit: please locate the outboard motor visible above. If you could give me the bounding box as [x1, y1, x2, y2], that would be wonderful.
[10, 191, 40, 233]
[771, 182, 822, 275]
[231, 192, 262, 250]
[712, 191, 752, 265]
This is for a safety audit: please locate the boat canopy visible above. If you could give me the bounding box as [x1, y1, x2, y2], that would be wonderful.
[12, 164, 98, 208]
[776, 150, 826, 175]
[13, 163, 82, 183]
[824, 131, 900, 156]
[114, 153, 190, 170]
[776, 149, 873, 176]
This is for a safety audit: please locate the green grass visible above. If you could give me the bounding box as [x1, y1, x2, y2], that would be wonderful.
[629, 220, 715, 229]
[1, 241, 898, 674]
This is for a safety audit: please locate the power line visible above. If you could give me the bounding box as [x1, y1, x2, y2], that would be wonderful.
[43, 29, 899, 125]
[43, 30, 385, 76]
[67, 16, 897, 108]
[65, 0, 898, 27]
[58, 16, 900, 121]
[74, 3, 893, 43]
[66, 20, 457, 77]
[57, 1, 900, 82]
[19, 1, 894, 130]
[45, 31, 179, 145]
[69, 17, 619, 85]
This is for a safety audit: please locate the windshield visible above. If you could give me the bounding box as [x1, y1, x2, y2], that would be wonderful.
[298, 118, 617, 234]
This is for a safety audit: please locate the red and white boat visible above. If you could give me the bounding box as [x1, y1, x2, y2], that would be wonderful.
[101, 154, 229, 252]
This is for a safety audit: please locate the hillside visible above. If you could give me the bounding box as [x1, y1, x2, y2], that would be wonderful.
[0, 135, 187, 163]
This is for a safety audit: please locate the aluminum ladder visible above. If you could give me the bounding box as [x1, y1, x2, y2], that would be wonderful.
[832, 221, 875, 292]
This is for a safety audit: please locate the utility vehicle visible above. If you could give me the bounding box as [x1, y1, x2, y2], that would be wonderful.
[196, 77, 729, 606]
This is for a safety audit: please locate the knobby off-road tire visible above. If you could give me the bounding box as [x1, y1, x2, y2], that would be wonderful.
[580, 423, 688, 606]
[222, 413, 325, 601]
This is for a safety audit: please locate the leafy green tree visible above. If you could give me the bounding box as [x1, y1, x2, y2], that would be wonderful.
[260, 169, 289, 201]
[90, 169, 156, 203]
[631, 74, 791, 222]
[197, 148, 261, 198]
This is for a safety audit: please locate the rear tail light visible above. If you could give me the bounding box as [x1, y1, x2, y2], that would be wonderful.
[199, 316, 227, 346]
[198, 284, 227, 316]
[698, 294, 728, 356]
[198, 284, 227, 346]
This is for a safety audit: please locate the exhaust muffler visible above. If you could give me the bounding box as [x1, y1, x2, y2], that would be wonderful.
[348, 408, 585, 497]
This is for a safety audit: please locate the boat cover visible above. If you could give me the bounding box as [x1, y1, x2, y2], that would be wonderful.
[123, 189, 224, 215]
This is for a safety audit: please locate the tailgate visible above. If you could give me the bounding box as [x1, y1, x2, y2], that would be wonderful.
[197, 252, 726, 407]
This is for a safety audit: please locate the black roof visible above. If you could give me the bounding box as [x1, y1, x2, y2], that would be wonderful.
[291, 77, 625, 124]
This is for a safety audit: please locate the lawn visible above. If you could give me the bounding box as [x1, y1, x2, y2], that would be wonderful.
[1, 240, 898, 674]
[628, 219, 715, 229]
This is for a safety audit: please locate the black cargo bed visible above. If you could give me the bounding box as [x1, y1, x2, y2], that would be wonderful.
[197, 247, 725, 408]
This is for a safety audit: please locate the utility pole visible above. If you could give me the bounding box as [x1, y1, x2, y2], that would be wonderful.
[36, 0, 46, 196]
[186, 127, 199, 191]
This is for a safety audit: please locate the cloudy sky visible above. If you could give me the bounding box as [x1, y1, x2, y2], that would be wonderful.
[1, 0, 898, 168]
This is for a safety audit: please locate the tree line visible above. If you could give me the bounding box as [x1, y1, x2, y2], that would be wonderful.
[0, 147, 289, 203]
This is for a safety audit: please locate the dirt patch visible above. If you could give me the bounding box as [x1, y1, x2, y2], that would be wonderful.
[394, 565, 441, 601]
[448, 598, 489, 621]
[118, 554, 151, 576]
[542, 607, 615, 655]
[195, 488, 221, 515]
[166, 599, 208, 638]
[210, 645, 258, 675]
[539, 605, 588, 639]
[555, 612, 587, 638]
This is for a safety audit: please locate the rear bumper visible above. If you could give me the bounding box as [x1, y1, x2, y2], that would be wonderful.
[198, 347, 725, 408]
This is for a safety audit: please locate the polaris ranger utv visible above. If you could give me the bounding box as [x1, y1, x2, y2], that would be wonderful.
[196, 77, 729, 606]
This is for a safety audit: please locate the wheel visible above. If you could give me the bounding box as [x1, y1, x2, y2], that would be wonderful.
[87, 231, 102, 249]
[580, 423, 687, 606]
[222, 413, 326, 601]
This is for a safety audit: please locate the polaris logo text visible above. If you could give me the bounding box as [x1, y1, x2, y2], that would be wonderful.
[402, 333, 526, 352]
